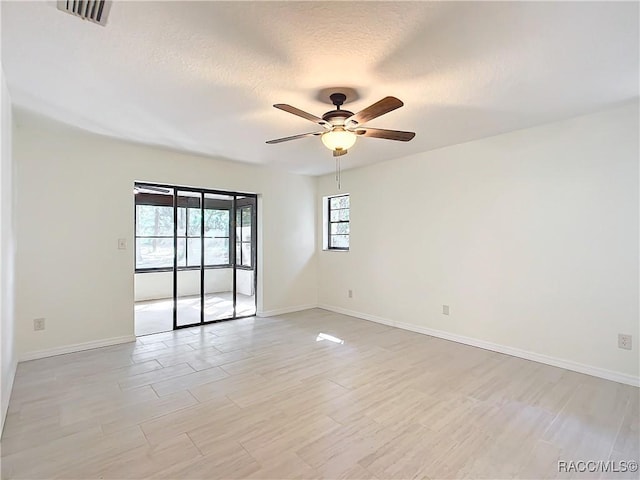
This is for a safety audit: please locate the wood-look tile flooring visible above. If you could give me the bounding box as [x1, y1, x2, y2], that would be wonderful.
[1, 309, 638, 479]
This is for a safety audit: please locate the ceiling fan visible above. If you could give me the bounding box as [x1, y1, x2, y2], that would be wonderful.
[266, 93, 415, 157]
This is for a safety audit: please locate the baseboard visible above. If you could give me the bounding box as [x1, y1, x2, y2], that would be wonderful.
[257, 304, 316, 317]
[19, 335, 136, 362]
[319, 304, 640, 387]
[317, 304, 396, 327]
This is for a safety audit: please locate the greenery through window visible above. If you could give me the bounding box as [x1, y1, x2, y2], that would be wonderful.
[135, 205, 174, 269]
[136, 205, 231, 270]
[204, 208, 230, 266]
[328, 194, 350, 250]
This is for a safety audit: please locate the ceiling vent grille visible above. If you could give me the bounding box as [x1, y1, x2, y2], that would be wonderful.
[56, 1, 112, 26]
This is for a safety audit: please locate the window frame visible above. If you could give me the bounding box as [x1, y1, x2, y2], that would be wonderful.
[235, 204, 254, 270]
[134, 203, 178, 272]
[326, 194, 350, 251]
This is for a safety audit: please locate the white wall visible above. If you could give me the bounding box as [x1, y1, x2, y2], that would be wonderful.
[14, 111, 317, 358]
[0, 69, 17, 431]
[134, 268, 254, 301]
[317, 101, 640, 382]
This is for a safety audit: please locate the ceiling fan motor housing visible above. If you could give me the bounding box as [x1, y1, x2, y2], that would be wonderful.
[322, 109, 354, 126]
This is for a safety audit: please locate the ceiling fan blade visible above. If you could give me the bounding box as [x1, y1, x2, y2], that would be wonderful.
[266, 131, 324, 144]
[355, 127, 415, 142]
[273, 104, 330, 128]
[345, 97, 404, 127]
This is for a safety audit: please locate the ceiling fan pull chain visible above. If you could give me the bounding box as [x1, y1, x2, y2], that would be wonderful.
[337, 156, 341, 190]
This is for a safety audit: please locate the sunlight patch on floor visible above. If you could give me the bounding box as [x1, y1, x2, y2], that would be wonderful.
[316, 332, 345, 344]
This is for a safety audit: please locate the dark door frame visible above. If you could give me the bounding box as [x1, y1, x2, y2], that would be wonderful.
[134, 181, 258, 330]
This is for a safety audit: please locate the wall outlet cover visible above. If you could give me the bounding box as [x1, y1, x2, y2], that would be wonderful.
[442, 305, 450, 315]
[618, 334, 632, 350]
[34, 318, 45, 331]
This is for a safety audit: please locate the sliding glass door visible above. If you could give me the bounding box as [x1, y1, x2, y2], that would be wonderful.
[175, 189, 203, 328]
[203, 192, 235, 322]
[134, 185, 175, 336]
[134, 183, 257, 334]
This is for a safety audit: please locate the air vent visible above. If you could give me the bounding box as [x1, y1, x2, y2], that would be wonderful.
[57, 1, 112, 26]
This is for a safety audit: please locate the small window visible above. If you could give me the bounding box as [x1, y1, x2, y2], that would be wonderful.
[326, 194, 350, 250]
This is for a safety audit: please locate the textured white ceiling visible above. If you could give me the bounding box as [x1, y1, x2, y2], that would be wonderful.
[2, 1, 638, 175]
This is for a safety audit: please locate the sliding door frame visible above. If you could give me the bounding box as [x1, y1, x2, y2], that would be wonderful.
[135, 181, 258, 330]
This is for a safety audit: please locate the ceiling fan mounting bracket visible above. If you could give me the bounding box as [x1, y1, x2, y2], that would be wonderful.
[329, 93, 347, 109]
[316, 87, 360, 106]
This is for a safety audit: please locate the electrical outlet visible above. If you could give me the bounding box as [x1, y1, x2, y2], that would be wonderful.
[33, 318, 45, 331]
[117, 238, 127, 250]
[442, 305, 450, 315]
[348, 289, 353, 298]
[618, 334, 632, 350]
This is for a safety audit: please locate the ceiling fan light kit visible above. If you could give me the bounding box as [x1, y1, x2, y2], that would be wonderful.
[321, 127, 357, 152]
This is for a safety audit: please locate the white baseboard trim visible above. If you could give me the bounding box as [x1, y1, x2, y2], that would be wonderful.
[257, 304, 316, 318]
[317, 304, 395, 327]
[19, 335, 136, 362]
[319, 305, 640, 387]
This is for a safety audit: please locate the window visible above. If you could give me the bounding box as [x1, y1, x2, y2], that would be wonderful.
[136, 205, 232, 270]
[327, 194, 350, 250]
[178, 206, 204, 267]
[204, 208, 230, 266]
[135, 204, 175, 269]
[135, 187, 256, 272]
[236, 205, 253, 268]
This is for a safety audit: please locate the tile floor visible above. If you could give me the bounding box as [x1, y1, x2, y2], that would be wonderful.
[135, 293, 256, 336]
[1, 309, 638, 479]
